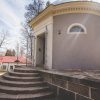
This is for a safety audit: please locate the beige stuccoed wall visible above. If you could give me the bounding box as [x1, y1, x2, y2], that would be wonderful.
[33, 16, 53, 69]
[53, 13, 100, 70]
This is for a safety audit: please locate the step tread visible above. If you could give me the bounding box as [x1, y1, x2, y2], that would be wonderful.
[0, 78, 45, 85]
[9, 71, 39, 75]
[0, 85, 49, 91]
[14, 68, 37, 71]
[3, 74, 41, 79]
[0, 91, 53, 99]
[14, 68, 38, 73]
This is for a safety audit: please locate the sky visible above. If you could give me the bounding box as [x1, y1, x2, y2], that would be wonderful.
[0, 0, 55, 52]
[0, 0, 31, 51]
[0, 0, 100, 51]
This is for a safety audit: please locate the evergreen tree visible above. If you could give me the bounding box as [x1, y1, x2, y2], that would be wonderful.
[12, 49, 16, 56]
[46, 1, 51, 7]
[5, 50, 12, 56]
[5, 49, 16, 56]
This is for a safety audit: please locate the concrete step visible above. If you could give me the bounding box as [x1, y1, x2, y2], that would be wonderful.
[8, 71, 40, 77]
[0, 91, 54, 100]
[0, 66, 55, 100]
[2, 74, 43, 82]
[0, 78, 47, 87]
[14, 68, 38, 73]
[0, 85, 49, 94]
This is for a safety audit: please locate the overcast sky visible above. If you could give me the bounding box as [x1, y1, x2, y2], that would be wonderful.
[0, 0, 99, 51]
[0, 0, 55, 51]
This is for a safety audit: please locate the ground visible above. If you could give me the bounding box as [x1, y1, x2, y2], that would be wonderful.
[0, 71, 6, 76]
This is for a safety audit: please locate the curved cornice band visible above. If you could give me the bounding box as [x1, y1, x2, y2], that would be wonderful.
[29, 1, 100, 27]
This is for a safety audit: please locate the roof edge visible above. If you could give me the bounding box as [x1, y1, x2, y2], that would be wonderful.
[29, 1, 100, 27]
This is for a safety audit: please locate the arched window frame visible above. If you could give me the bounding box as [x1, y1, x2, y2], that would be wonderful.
[67, 23, 87, 34]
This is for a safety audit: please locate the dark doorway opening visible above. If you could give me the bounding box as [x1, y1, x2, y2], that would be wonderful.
[36, 33, 46, 67]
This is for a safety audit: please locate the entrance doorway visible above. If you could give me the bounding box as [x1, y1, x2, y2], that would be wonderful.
[36, 33, 46, 67]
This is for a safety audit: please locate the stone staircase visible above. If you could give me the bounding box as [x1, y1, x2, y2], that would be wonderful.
[0, 66, 54, 100]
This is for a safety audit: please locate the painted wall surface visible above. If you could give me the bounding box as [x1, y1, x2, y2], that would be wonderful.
[53, 13, 100, 70]
[33, 16, 53, 69]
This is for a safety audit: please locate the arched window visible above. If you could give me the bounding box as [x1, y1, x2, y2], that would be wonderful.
[67, 23, 87, 34]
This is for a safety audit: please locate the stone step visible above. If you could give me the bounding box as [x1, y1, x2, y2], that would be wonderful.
[0, 66, 55, 100]
[0, 85, 49, 94]
[2, 74, 42, 82]
[0, 78, 46, 87]
[8, 71, 40, 77]
[14, 68, 38, 73]
[0, 91, 54, 100]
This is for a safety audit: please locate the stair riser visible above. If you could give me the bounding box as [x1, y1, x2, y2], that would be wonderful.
[2, 76, 43, 82]
[14, 69, 38, 73]
[0, 88, 49, 95]
[8, 73, 40, 77]
[0, 94, 54, 100]
[0, 67, 54, 100]
[0, 82, 47, 87]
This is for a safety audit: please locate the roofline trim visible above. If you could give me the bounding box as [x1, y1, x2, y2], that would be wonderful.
[29, 1, 100, 27]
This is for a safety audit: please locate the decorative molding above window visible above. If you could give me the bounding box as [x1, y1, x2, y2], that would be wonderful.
[67, 23, 87, 34]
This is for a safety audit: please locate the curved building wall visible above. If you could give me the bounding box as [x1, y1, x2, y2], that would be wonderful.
[53, 13, 100, 70]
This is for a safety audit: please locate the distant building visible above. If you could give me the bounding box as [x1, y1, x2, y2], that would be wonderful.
[0, 56, 31, 71]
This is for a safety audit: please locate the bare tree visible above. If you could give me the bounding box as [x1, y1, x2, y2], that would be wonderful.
[0, 31, 8, 48]
[21, 24, 33, 60]
[25, 0, 44, 21]
[23, 0, 51, 64]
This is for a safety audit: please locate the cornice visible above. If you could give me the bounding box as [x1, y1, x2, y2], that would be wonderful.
[29, 1, 100, 27]
[29, 5, 53, 27]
